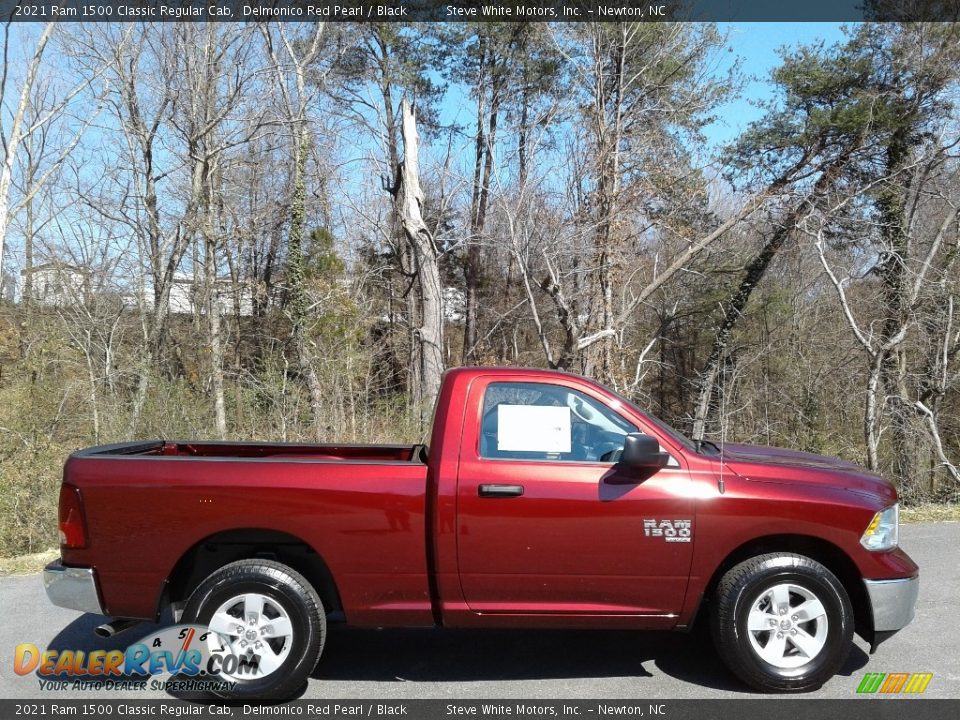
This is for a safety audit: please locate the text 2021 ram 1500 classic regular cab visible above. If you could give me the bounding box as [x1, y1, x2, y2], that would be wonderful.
[43, 367, 918, 698]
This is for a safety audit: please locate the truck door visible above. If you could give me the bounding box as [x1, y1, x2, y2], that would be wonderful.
[456, 377, 695, 621]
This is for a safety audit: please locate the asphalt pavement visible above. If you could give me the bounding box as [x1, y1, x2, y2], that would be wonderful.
[0, 522, 955, 701]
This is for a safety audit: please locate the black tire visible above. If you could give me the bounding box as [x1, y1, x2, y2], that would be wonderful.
[181, 559, 325, 700]
[711, 553, 853, 692]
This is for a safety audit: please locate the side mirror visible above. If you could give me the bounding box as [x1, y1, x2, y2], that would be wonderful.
[621, 433, 670, 470]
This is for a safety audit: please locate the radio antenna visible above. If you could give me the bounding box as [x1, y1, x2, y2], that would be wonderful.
[718, 350, 727, 495]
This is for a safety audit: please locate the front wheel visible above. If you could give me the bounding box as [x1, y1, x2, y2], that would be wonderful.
[181, 559, 325, 700]
[712, 553, 853, 692]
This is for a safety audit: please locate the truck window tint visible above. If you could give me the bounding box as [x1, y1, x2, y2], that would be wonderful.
[480, 382, 638, 462]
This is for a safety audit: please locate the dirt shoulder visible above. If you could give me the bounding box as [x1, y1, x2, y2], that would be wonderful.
[901, 503, 960, 523]
[0, 549, 57, 577]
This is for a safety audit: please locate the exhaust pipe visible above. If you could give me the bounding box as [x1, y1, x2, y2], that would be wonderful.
[95, 618, 140, 639]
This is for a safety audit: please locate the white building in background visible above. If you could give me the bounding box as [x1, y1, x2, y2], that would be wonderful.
[143, 273, 253, 317]
[443, 286, 466, 323]
[19, 262, 90, 306]
[0, 271, 15, 302]
[377, 286, 466, 325]
[16, 263, 252, 317]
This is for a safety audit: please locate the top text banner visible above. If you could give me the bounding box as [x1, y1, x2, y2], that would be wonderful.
[1, 0, 958, 23]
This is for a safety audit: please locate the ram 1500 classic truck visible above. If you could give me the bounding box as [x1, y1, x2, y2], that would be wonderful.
[44, 367, 918, 698]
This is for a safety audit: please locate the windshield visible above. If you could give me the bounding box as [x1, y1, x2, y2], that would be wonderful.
[605, 387, 700, 454]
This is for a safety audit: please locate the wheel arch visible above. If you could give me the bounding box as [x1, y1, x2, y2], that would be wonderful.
[162, 528, 343, 621]
[698, 534, 871, 640]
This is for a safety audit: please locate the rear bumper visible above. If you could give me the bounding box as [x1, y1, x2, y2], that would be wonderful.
[43, 560, 103, 614]
[864, 574, 919, 632]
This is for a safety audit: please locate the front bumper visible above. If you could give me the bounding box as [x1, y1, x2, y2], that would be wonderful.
[43, 560, 103, 614]
[864, 574, 919, 632]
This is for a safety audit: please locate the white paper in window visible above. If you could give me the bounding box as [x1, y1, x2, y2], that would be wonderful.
[497, 405, 571, 453]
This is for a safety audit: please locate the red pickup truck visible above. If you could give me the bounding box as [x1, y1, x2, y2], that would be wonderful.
[44, 367, 918, 698]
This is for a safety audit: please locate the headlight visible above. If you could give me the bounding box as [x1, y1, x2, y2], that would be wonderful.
[860, 503, 899, 551]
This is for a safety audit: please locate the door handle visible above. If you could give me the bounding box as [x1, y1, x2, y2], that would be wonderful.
[478, 484, 524, 498]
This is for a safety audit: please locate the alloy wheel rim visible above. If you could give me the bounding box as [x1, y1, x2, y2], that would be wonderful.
[746, 582, 829, 670]
[206, 592, 294, 681]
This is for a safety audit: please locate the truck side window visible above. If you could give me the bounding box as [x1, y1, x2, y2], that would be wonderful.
[480, 382, 638, 462]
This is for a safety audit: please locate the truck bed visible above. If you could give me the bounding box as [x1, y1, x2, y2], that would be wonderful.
[61, 440, 432, 625]
[73, 440, 428, 463]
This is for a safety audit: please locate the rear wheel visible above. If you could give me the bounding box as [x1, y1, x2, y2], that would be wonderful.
[181, 559, 325, 700]
[712, 553, 853, 692]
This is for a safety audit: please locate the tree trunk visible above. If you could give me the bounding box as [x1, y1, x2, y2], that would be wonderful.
[462, 71, 484, 366]
[463, 38, 500, 365]
[518, 85, 530, 192]
[877, 128, 926, 497]
[205, 226, 227, 439]
[23, 181, 34, 306]
[588, 28, 626, 384]
[288, 132, 325, 441]
[83, 336, 101, 444]
[865, 352, 884, 472]
[691, 222, 792, 439]
[19, 165, 35, 361]
[692, 157, 845, 438]
[396, 99, 444, 425]
[0, 22, 56, 283]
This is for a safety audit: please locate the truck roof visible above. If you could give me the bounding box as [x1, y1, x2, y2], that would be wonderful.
[443, 366, 593, 383]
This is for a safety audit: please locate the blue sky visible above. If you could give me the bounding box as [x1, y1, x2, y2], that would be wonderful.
[704, 22, 851, 147]
[2, 21, 856, 284]
[434, 22, 852, 162]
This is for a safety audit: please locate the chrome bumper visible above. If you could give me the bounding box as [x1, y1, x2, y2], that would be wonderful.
[864, 575, 919, 632]
[43, 560, 103, 614]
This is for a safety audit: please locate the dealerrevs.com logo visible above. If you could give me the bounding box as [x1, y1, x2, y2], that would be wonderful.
[856, 672, 933, 694]
[13, 624, 252, 693]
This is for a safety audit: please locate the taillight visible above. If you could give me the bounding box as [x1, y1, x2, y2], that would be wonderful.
[58, 485, 88, 549]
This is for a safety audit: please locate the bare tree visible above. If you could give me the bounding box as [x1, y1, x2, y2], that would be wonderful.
[1, 22, 100, 284]
[813, 190, 960, 486]
[691, 158, 856, 440]
[0, 22, 56, 283]
[261, 22, 328, 440]
[392, 98, 444, 422]
[76, 25, 183, 435]
[326, 24, 445, 400]
[173, 22, 260, 438]
[502, 23, 744, 382]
